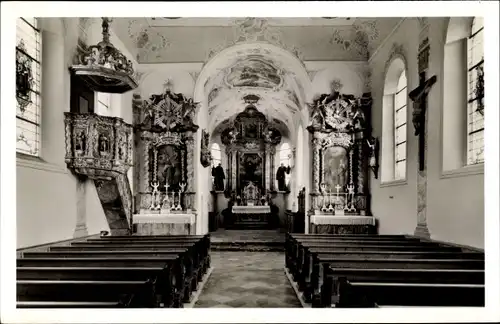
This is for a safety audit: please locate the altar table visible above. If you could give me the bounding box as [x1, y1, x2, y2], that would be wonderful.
[230, 206, 272, 229]
[132, 213, 196, 235]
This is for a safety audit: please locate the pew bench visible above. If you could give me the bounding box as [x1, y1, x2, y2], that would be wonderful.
[17, 266, 178, 308]
[17, 255, 191, 306]
[17, 280, 157, 308]
[333, 279, 485, 307]
[316, 266, 485, 307]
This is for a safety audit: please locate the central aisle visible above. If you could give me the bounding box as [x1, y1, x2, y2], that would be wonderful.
[194, 251, 302, 308]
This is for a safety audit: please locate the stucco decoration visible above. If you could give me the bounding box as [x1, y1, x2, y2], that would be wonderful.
[330, 19, 380, 60]
[330, 79, 344, 92]
[111, 18, 402, 64]
[128, 19, 170, 61]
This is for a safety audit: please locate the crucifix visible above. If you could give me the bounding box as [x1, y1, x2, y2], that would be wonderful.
[409, 72, 437, 171]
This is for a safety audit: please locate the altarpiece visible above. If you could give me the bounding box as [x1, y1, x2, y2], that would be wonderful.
[132, 88, 199, 235]
[306, 91, 377, 234]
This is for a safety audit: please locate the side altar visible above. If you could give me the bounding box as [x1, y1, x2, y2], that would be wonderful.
[132, 87, 199, 235]
[306, 91, 378, 234]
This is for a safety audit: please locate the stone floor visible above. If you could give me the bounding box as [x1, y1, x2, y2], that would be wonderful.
[194, 251, 301, 308]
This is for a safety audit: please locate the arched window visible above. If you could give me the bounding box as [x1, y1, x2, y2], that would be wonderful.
[394, 71, 408, 180]
[279, 143, 291, 166]
[466, 17, 484, 165]
[16, 18, 42, 156]
[211, 143, 221, 167]
[381, 57, 407, 183]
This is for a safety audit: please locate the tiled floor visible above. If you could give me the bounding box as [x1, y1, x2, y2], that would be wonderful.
[194, 251, 301, 308]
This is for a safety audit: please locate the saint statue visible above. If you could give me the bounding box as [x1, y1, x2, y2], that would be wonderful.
[276, 163, 291, 191]
[98, 134, 109, 154]
[212, 163, 225, 191]
[75, 131, 86, 152]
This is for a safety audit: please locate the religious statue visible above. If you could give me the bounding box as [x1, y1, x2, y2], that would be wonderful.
[409, 72, 437, 171]
[409, 72, 437, 136]
[212, 163, 225, 191]
[276, 163, 291, 191]
[367, 136, 379, 179]
[75, 131, 86, 152]
[98, 133, 109, 155]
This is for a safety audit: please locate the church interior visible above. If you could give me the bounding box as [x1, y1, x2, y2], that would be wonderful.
[7, 12, 497, 314]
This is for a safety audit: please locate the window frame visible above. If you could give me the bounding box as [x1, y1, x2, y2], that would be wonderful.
[210, 143, 222, 168]
[465, 17, 484, 166]
[393, 71, 408, 182]
[16, 17, 42, 158]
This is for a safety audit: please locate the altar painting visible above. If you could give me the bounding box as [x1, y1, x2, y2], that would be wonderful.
[323, 146, 348, 192]
[153, 145, 183, 191]
[239, 153, 263, 190]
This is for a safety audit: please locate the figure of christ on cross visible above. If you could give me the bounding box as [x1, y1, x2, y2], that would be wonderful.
[409, 72, 437, 171]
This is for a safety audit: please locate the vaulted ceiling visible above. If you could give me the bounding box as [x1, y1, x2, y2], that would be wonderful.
[111, 17, 402, 64]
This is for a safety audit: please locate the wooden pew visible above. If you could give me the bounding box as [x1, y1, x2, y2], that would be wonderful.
[291, 243, 463, 282]
[317, 267, 484, 307]
[17, 279, 157, 308]
[16, 235, 211, 308]
[17, 256, 184, 307]
[332, 278, 485, 307]
[17, 301, 125, 308]
[47, 245, 205, 293]
[19, 253, 195, 306]
[17, 266, 178, 308]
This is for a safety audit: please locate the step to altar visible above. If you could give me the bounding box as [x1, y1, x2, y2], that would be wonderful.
[210, 229, 285, 252]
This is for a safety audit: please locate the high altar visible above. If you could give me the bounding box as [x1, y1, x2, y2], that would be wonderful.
[306, 91, 378, 234]
[219, 96, 285, 229]
[132, 87, 199, 235]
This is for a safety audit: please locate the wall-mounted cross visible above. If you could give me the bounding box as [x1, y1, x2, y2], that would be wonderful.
[409, 72, 437, 171]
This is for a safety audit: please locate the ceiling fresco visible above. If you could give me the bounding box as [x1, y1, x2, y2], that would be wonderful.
[224, 56, 283, 89]
[111, 17, 402, 64]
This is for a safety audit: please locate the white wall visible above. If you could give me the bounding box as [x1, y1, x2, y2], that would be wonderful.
[16, 18, 138, 248]
[368, 18, 484, 248]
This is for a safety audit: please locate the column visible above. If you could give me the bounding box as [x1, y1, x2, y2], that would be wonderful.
[414, 21, 431, 239]
[184, 131, 196, 211]
[311, 136, 321, 194]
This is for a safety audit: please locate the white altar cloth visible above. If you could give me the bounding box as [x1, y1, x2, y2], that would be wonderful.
[310, 215, 375, 225]
[232, 206, 271, 214]
[133, 213, 195, 224]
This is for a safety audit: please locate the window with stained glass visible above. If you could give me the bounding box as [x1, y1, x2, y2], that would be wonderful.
[394, 70, 407, 180]
[16, 17, 41, 156]
[467, 17, 484, 165]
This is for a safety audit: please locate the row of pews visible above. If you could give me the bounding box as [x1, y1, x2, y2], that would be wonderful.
[17, 234, 211, 308]
[285, 233, 485, 307]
